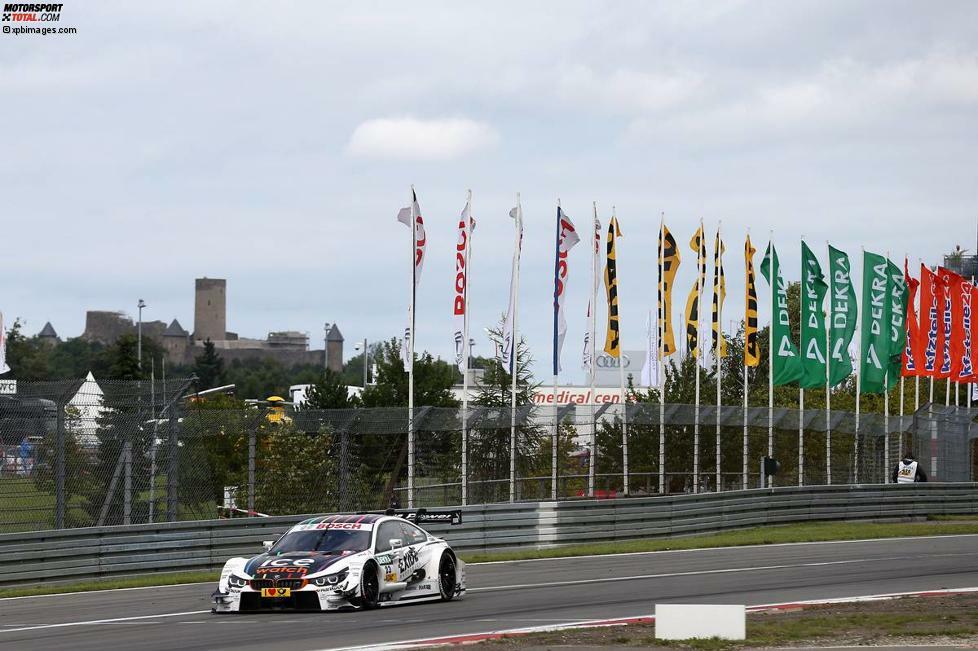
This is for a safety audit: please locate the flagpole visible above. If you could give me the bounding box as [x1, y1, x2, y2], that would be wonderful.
[883, 250, 890, 484]
[612, 207, 630, 496]
[509, 194, 521, 504]
[768, 231, 775, 489]
[552, 199, 561, 502]
[743, 229, 751, 491]
[461, 189, 472, 506]
[826, 240, 832, 485]
[659, 214, 666, 495]
[694, 220, 703, 493]
[855, 246, 863, 484]
[798, 234, 804, 487]
[588, 201, 598, 498]
[408, 185, 416, 508]
[716, 222, 723, 493]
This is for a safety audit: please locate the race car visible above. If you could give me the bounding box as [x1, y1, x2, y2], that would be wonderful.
[211, 509, 465, 612]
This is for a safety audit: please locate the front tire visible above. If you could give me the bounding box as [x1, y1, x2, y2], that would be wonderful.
[354, 561, 380, 610]
[437, 552, 457, 602]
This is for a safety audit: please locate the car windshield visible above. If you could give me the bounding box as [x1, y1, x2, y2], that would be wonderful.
[269, 529, 371, 554]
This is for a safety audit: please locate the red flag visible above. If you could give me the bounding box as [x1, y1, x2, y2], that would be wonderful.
[902, 259, 921, 377]
[937, 267, 959, 380]
[950, 275, 976, 382]
[918, 265, 945, 378]
[972, 284, 978, 384]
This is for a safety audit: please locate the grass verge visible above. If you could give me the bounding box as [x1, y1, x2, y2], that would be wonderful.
[3, 520, 978, 599]
[480, 592, 978, 649]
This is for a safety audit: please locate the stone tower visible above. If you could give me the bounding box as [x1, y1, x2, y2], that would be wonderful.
[194, 278, 226, 343]
[326, 323, 344, 373]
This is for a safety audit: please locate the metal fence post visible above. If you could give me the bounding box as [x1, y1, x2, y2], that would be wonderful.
[167, 409, 178, 522]
[248, 421, 256, 516]
[339, 429, 349, 511]
[55, 399, 65, 530]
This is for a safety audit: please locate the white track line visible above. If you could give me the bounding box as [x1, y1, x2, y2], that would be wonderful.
[0, 610, 211, 634]
[329, 587, 978, 651]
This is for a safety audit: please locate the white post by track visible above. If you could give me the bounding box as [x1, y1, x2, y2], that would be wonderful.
[509, 194, 522, 504]
[407, 185, 416, 508]
[460, 190, 472, 506]
[588, 202, 598, 498]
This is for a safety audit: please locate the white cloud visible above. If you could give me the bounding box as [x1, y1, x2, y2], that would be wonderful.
[347, 117, 499, 160]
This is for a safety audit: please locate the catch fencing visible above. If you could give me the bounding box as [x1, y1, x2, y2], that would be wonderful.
[0, 483, 976, 587]
[0, 378, 975, 534]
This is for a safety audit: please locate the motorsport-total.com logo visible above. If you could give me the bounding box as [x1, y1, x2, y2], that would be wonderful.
[2, 3, 63, 22]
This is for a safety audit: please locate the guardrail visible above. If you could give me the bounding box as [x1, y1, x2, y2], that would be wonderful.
[1, 483, 976, 587]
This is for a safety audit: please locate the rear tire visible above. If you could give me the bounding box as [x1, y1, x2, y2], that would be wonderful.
[354, 561, 380, 610]
[437, 552, 457, 602]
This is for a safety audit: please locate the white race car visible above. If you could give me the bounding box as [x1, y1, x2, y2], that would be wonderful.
[212, 510, 465, 612]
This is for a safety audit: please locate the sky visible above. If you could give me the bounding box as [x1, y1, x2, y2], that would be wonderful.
[2, 1, 976, 384]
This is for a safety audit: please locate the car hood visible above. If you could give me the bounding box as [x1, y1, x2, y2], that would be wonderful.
[243, 552, 355, 580]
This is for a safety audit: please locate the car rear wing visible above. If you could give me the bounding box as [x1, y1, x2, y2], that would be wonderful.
[384, 508, 463, 526]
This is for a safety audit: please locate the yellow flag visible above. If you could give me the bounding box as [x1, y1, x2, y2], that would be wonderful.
[603, 217, 623, 357]
[658, 224, 681, 357]
[684, 225, 707, 358]
[744, 234, 760, 367]
[711, 228, 727, 357]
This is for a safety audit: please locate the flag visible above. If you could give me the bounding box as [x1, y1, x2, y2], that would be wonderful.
[918, 265, 945, 378]
[902, 260, 921, 377]
[761, 242, 804, 385]
[642, 310, 660, 387]
[859, 250, 890, 394]
[603, 216, 623, 358]
[657, 224, 681, 357]
[947, 271, 975, 382]
[800, 241, 828, 388]
[744, 235, 760, 367]
[397, 190, 426, 367]
[452, 198, 475, 374]
[885, 259, 907, 388]
[501, 203, 523, 374]
[684, 225, 707, 359]
[0, 313, 8, 375]
[971, 284, 978, 384]
[553, 206, 581, 375]
[711, 228, 727, 358]
[936, 267, 957, 379]
[582, 213, 601, 374]
[828, 245, 858, 386]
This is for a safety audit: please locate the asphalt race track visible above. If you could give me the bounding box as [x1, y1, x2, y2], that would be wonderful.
[3, 535, 978, 651]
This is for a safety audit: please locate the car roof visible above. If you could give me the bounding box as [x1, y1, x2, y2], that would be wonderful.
[297, 514, 387, 527]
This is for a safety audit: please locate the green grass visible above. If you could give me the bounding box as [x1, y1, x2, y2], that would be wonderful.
[3, 520, 978, 599]
[0, 477, 56, 533]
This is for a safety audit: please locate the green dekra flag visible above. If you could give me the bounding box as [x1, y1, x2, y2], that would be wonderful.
[761, 242, 804, 386]
[885, 259, 907, 389]
[800, 241, 828, 388]
[859, 250, 890, 394]
[828, 245, 857, 387]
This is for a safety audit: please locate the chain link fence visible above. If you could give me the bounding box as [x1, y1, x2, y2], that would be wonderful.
[1, 379, 975, 533]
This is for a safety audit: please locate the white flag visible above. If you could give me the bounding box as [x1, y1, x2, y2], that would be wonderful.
[397, 190, 426, 367]
[0, 312, 9, 375]
[453, 198, 475, 374]
[553, 206, 581, 375]
[501, 203, 523, 374]
[642, 310, 660, 387]
[582, 214, 601, 374]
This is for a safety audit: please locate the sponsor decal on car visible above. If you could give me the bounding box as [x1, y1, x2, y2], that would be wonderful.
[398, 548, 420, 574]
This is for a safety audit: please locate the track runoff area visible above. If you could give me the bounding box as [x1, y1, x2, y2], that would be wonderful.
[3, 534, 978, 650]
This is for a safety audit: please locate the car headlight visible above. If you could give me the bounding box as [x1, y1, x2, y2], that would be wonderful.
[227, 574, 249, 588]
[313, 569, 349, 586]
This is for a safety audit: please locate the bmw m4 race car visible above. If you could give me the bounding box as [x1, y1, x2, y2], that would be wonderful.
[212, 510, 465, 612]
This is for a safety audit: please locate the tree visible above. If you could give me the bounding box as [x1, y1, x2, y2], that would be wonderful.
[304, 368, 352, 409]
[193, 339, 225, 390]
[360, 339, 458, 408]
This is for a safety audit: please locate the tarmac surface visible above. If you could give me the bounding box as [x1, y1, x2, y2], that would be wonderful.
[2, 534, 978, 650]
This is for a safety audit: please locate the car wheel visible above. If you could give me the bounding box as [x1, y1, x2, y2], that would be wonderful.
[354, 561, 380, 610]
[437, 552, 457, 602]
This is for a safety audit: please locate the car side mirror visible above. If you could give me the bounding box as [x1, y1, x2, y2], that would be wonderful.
[262, 540, 274, 552]
[389, 538, 403, 550]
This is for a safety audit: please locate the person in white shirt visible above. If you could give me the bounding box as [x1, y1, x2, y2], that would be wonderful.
[892, 452, 928, 484]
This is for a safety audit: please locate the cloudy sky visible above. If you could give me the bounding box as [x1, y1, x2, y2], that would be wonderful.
[3, 1, 976, 383]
